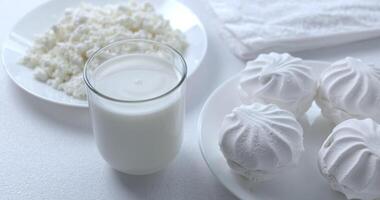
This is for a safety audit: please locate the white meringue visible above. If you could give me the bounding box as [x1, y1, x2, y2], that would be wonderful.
[219, 103, 304, 182]
[238, 52, 317, 118]
[318, 118, 380, 200]
[316, 57, 380, 124]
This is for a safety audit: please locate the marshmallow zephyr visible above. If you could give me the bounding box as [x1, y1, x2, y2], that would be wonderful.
[238, 52, 317, 118]
[316, 57, 380, 124]
[219, 103, 304, 182]
[318, 118, 380, 200]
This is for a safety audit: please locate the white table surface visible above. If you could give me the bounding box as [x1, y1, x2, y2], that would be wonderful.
[2, 1, 380, 200]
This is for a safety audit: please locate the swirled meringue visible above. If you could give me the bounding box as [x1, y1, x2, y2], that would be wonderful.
[238, 53, 317, 118]
[316, 57, 380, 124]
[318, 118, 380, 200]
[219, 103, 304, 182]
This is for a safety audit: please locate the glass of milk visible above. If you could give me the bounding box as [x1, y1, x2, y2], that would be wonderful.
[84, 39, 187, 175]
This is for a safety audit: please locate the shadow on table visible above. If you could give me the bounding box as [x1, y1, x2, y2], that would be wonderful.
[110, 169, 164, 199]
[108, 145, 238, 200]
[9, 81, 91, 134]
[185, 32, 222, 114]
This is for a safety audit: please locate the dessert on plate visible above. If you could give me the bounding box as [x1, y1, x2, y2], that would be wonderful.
[316, 57, 380, 124]
[219, 103, 304, 182]
[238, 52, 317, 118]
[318, 118, 380, 200]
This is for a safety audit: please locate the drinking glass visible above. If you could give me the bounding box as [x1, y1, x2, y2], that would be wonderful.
[84, 39, 187, 175]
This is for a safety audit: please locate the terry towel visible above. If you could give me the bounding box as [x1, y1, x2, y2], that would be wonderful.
[208, 0, 380, 60]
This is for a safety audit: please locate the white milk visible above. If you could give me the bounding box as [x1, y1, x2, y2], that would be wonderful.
[87, 54, 185, 175]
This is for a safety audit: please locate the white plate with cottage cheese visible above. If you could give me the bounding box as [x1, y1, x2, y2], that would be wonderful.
[198, 61, 355, 200]
[1, 0, 207, 107]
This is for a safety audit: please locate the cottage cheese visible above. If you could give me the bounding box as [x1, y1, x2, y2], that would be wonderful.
[21, 2, 187, 99]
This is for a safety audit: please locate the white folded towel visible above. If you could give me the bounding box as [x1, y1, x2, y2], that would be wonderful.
[208, 0, 380, 60]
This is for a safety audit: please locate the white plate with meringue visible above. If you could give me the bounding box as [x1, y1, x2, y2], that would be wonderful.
[198, 60, 354, 200]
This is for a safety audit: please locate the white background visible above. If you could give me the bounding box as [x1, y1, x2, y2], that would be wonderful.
[1, 0, 380, 199]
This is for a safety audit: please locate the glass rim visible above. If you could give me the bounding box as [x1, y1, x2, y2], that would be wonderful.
[83, 39, 187, 103]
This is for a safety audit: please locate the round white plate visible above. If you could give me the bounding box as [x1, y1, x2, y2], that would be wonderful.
[1, 0, 207, 108]
[198, 61, 349, 200]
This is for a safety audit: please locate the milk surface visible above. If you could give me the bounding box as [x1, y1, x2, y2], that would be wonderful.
[88, 54, 185, 175]
[94, 54, 181, 101]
